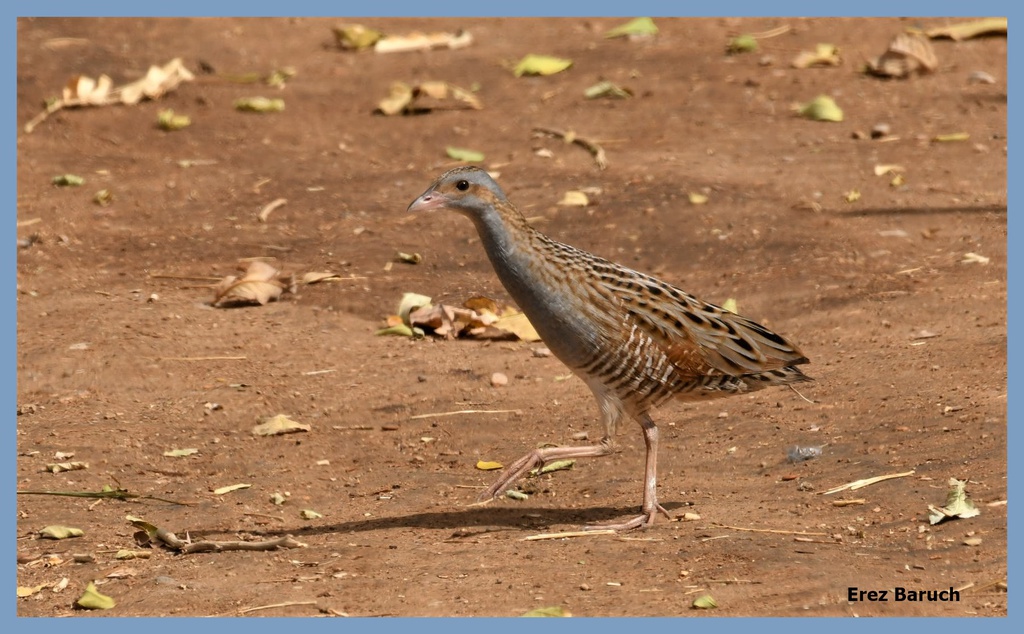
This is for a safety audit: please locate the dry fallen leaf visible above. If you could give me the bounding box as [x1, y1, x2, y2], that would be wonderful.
[792, 43, 841, 69]
[253, 414, 311, 436]
[605, 17, 658, 40]
[558, 190, 590, 207]
[333, 24, 383, 50]
[302, 271, 342, 284]
[866, 33, 937, 78]
[27, 58, 194, 133]
[513, 54, 573, 77]
[75, 582, 115, 610]
[40, 525, 84, 540]
[797, 95, 844, 122]
[924, 18, 1007, 41]
[374, 29, 473, 54]
[928, 478, 981, 525]
[212, 483, 251, 495]
[213, 260, 292, 307]
[376, 81, 481, 116]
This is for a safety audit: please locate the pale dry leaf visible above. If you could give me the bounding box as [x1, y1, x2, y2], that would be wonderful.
[302, 271, 342, 284]
[117, 58, 195, 105]
[63, 74, 114, 105]
[253, 414, 311, 436]
[867, 33, 937, 78]
[374, 29, 473, 54]
[213, 261, 288, 306]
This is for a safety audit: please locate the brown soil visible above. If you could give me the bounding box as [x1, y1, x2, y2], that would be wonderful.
[16, 17, 1006, 617]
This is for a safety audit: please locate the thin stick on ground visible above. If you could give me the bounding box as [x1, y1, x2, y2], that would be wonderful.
[148, 273, 224, 281]
[522, 529, 616, 541]
[714, 524, 828, 536]
[821, 470, 916, 495]
[409, 409, 521, 420]
[532, 126, 608, 169]
[237, 601, 319, 615]
[17, 488, 190, 505]
[158, 356, 248, 361]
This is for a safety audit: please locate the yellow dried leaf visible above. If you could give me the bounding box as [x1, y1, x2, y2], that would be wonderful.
[157, 109, 191, 130]
[844, 190, 861, 203]
[721, 298, 738, 314]
[75, 582, 115, 610]
[605, 17, 658, 39]
[398, 292, 433, 325]
[493, 311, 541, 342]
[377, 81, 414, 116]
[688, 192, 708, 205]
[446, 147, 485, 162]
[376, 323, 416, 337]
[522, 606, 572, 617]
[212, 483, 251, 495]
[476, 460, 504, 471]
[234, 96, 285, 113]
[253, 414, 310, 436]
[333, 24, 383, 50]
[727, 34, 758, 54]
[792, 43, 841, 68]
[692, 594, 717, 609]
[513, 54, 573, 77]
[558, 190, 589, 207]
[933, 132, 970, 142]
[797, 95, 843, 122]
[40, 525, 84, 540]
[18, 584, 48, 598]
[925, 18, 1006, 41]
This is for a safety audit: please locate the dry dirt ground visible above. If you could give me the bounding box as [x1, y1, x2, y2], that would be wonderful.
[15, 17, 1007, 617]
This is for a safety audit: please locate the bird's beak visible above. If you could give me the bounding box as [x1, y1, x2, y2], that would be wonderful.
[407, 190, 449, 213]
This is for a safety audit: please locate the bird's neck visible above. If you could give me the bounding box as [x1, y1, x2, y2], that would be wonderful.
[469, 204, 540, 269]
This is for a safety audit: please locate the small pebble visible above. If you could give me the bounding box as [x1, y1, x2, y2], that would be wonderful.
[968, 70, 996, 84]
[490, 372, 508, 387]
[579, 583, 591, 591]
[532, 347, 552, 358]
[787, 445, 823, 462]
[571, 431, 589, 441]
[871, 123, 891, 139]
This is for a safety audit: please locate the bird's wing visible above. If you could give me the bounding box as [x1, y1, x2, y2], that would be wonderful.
[595, 268, 807, 377]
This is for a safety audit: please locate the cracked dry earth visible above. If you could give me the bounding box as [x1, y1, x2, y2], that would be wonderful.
[16, 17, 1006, 617]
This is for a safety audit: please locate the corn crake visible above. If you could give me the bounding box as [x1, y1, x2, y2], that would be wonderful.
[408, 166, 811, 531]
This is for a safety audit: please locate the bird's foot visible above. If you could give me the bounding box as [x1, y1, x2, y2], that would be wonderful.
[582, 503, 670, 532]
[478, 452, 544, 502]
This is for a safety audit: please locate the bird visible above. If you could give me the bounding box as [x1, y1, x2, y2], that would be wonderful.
[408, 166, 811, 531]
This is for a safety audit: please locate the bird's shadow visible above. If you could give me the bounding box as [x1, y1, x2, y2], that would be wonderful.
[242, 502, 689, 539]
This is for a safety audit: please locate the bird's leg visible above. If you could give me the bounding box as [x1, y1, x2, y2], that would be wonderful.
[480, 438, 613, 501]
[584, 413, 670, 531]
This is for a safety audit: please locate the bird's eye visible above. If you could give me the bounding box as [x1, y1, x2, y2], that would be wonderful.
[455, 180, 470, 191]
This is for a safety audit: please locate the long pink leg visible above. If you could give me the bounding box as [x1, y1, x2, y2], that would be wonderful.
[583, 413, 669, 531]
[480, 438, 612, 500]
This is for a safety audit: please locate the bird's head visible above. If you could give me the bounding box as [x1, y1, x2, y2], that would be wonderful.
[407, 166, 509, 219]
